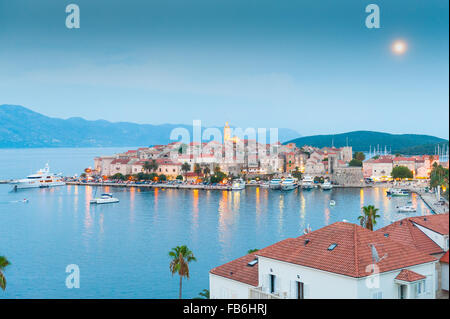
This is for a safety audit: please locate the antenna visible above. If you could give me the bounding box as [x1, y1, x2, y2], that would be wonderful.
[368, 244, 388, 272]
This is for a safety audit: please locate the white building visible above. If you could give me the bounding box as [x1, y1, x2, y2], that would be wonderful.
[440, 251, 449, 292]
[210, 222, 438, 299]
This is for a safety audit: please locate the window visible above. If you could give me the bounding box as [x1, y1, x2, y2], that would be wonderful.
[416, 280, 425, 295]
[297, 282, 304, 299]
[269, 274, 275, 294]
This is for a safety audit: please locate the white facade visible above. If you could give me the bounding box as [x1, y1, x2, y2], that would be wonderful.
[210, 257, 437, 299]
[441, 262, 449, 291]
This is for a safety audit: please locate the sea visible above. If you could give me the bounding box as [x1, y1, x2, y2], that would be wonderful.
[0, 147, 433, 298]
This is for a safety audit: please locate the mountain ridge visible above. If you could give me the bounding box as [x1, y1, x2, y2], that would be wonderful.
[0, 104, 301, 148]
[285, 130, 448, 155]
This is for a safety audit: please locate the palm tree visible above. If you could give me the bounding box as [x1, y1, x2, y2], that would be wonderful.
[193, 288, 210, 299]
[0, 256, 10, 291]
[194, 163, 202, 175]
[203, 166, 211, 178]
[358, 205, 380, 231]
[169, 245, 197, 299]
[247, 248, 259, 254]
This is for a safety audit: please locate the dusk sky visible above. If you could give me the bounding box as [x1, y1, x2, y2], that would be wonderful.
[0, 0, 448, 138]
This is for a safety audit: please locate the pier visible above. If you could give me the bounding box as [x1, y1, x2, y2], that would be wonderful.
[66, 181, 233, 191]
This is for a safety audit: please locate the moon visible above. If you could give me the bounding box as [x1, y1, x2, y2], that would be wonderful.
[391, 40, 407, 55]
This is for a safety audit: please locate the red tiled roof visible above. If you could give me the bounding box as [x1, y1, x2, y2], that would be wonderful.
[440, 251, 449, 264]
[210, 223, 437, 284]
[376, 217, 444, 255]
[395, 269, 426, 282]
[110, 159, 130, 165]
[410, 214, 449, 235]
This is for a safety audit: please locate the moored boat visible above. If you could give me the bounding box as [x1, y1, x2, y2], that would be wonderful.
[301, 176, 314, 190]
[387, 188, 409, 196]
[280, 177, 298, 191]
[396, 205, 416, 212]
[90, 193, 119, 204]
[10, 164, 65, 190]
[232, 179, 246, 190]
[320, 181, 333, 190]
[269, 178, 282, 190]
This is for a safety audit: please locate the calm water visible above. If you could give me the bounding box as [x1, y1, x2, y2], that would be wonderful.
[0, 148, 433, 299]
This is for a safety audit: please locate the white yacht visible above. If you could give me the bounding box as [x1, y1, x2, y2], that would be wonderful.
[320, 181, 333, 190]
[232, 179, 246, 190]
[90, 193, 119, 204]
[260, 181, 270, 188]
[301, 176, 314, 190]
[269, 178, 282, 190]
[387, 188, 409, 196]
[281, 177, 298, 191]
[396, 205, 416, 213]
[10, 164, 65, 190]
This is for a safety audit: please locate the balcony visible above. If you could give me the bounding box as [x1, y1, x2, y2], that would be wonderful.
[248, 287, 284, 299]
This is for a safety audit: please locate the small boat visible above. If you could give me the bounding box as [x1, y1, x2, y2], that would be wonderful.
[396, 205, 416, 212]
[329, 200, 336, 206]
[387, 188, 409, 196]
[303, 224, 312, 234]
[320, 181, 333, 190]
[231, 179, 246, 190]
[269, 178, 282, 190]
[281, 177, 298, 191]
[90, 193, 119, 204]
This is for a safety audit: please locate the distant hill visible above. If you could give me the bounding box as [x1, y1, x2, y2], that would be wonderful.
[285, 131, 448, 155]
[0, 104, 300, 148]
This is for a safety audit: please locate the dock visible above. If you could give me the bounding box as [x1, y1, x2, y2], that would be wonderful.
[66, 181, 233, 191]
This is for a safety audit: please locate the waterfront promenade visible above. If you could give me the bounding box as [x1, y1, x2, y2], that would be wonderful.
[66, 181, 233, 190]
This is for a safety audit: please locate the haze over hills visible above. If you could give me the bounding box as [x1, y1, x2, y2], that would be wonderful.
[286, 131, 449, 155]
[0, 104, 300, 148]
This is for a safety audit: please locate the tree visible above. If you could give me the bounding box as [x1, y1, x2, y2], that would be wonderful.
[194, 163, 202, 175]
[176, 175, 183, 180]
[247, 248, 259, 254]
[292, 167, 302, 180]
[391, 166, 413, 179]
[181, 162, 191, 176]
[210, 171, 227, 184]
[111, 173, 126, 180]
[144, 159, 158, 173]
[357, 205, 380, 231]
[349, 159, 363, 167]
[353, 152, 365, 161]
[169, 245, 197, 299]
[0, 256, 10, 290]
[203, 166, 211, 177]
[159, 174, 167, 181]
[430, 163, 449, 200]
[193, 289, 210, 299]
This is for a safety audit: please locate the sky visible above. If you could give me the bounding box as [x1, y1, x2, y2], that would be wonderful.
[0, 0, 448, 139]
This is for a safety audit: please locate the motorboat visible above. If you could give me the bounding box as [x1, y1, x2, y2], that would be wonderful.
[269, 178, 282, 190]
[396, 205, 416, 212]
[320, 181, 333, 190]
[301, 176, 314, 190]
[232, 179, 246, 190]
[329, 200, 336, 206]
[281, 177, 298, 191]
[260, 182, 270, 188]
[10, 164, 65, 189]
[387, 188, 409, 196]
[90, 193, 119, 204]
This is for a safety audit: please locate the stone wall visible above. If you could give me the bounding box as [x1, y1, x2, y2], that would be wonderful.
[331, 167, 364, 186]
